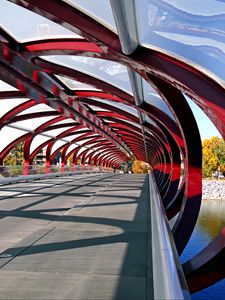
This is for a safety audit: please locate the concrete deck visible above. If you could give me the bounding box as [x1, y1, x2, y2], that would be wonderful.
[0, 173, 152, 299]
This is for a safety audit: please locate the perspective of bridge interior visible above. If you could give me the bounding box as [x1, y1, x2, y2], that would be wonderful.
[0, 1, 225, 299]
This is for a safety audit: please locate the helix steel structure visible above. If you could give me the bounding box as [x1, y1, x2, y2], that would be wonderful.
[0, 0, 225, 294]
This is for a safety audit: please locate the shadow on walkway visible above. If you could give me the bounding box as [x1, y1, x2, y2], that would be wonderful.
[0, 174, 152, 300]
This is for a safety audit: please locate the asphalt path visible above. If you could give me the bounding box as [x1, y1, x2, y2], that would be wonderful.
[0, 173, 152, 299]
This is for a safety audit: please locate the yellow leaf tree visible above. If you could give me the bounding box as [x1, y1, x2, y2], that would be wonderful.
[4, 142, 24, 165]
[202, 136, 225, 177]
[132, 160, 150, 174]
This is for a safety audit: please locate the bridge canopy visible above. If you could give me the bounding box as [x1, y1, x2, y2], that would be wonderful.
[1, 1, 225, 295]
[2, 0, 223, 169]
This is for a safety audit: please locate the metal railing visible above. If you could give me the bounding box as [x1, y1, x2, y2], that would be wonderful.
[0, 164, 114, 185]
[149, 172, 191, 300]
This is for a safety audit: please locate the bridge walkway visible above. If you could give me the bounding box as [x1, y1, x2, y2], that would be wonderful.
[0, 173, 152, 299]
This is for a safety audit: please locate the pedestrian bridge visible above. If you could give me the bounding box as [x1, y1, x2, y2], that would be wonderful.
[1, 0, 225, 298]
[0, 172, 187, 299]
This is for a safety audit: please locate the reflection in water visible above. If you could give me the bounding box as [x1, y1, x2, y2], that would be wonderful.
[180, 199, 225, 300]
[198, 200, 225, 239]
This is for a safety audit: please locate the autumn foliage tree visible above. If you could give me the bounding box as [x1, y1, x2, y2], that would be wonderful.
[132, 160, 150, 174]
[202, 136, 225, 177]
[4, 142, 24, 165]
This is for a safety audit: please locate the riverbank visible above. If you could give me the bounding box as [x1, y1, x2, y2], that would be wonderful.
[203, 179, 225, 199]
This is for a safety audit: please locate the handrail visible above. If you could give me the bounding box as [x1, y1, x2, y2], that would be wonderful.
[0, 165, 115, 185]
[149, 172, 191, 300]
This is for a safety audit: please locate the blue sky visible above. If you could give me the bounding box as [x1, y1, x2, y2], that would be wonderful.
[187, 98, 222, 140]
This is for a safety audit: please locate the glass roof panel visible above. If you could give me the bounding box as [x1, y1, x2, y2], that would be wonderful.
[135, 0, 225, 83]
[0, 126, 26, 152]
[56, 75, 101, 91]
[97, 152, 107, 159]
[0, 80, 18, 91]
[53, 118, 77, 126]
[30, 135, 52, 153]
[143, 79, 174, 120]
[102, 119, 115, 123]
[0, 0, 80, 42]
[64, 135, 80, 142]
[111, 102, 138, 116]
[44, 126, 75, 137]
[91, 144, 106, 151]
[90, 98, 138, 116]
[85, 105, 109, 112]
[84, 149, 93, 157]
[42, 56, 133, 94]
[65, 144, 78, 156]
[18, 104, 56, 115]
[85, 142, 101, 148]
[51, 140, 68, 155]
[67, 132, 90, 141]
[12, 116, 58, 132]
[76, 137, 96, 145]
[118, 119, 142, 128]
[63, 0, 117, 32]
[77, 147, 85, 157]
[144, 115, 157, 127]
[0, 98, 29, 118]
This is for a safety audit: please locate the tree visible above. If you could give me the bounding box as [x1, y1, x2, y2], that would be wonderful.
[67, 153, 73, 165]
[132, 160, 150, 174]
[4, 142, 24, 165]
[202, 136, 225, 177]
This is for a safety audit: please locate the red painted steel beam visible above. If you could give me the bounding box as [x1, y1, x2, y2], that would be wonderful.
[0, 91, 25, 99]
[22, 39, 103, 57]
[0, 41, 134, 161]
[49, 132, 99, 162]
[66, 139, 112, 163]
[0, 99, 37, 129]
[183, 227, 225, 293]
[148, 75, 202, 256]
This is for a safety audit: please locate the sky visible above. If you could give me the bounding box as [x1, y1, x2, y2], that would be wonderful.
[187, 98, 222, 141]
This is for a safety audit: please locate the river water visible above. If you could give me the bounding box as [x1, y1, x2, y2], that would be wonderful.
[180, 199, 225, 299]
